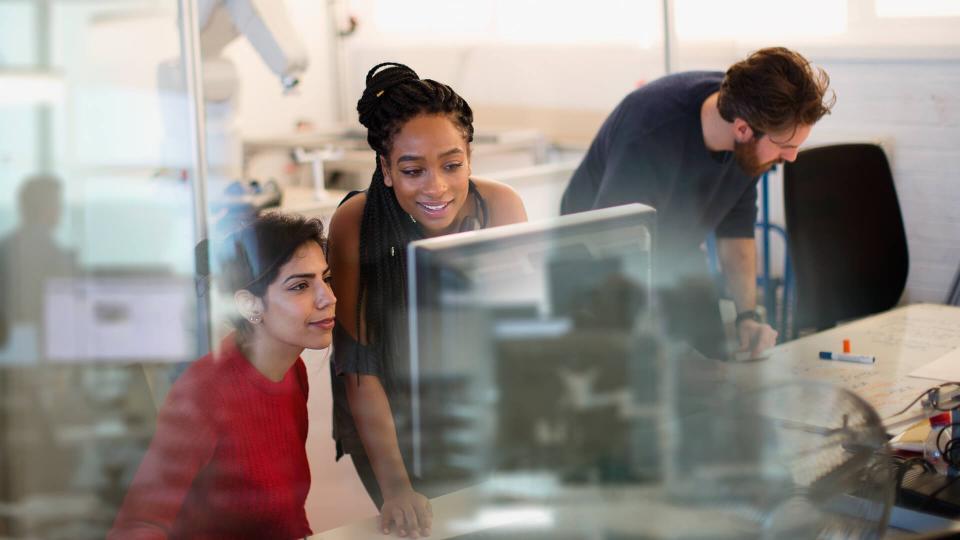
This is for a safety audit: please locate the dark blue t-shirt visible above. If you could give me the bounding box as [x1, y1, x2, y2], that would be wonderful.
[561, 71, 758, 258]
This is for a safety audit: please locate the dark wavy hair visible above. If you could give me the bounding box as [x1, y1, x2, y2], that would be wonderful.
[354, 62, 474, 390]
[216, 212, 326, 335]
[718, 47, 835, 138]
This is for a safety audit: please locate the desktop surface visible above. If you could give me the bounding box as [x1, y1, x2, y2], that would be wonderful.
[731, 303, 960, 420]
[313, 481, 764, 540]
[317, 304, 960, 539]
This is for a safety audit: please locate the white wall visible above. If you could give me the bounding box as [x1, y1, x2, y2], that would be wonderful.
[345, 44, 664, 114]
[224, 0, 339, 136]
[674, 46, 960, 304]
[810, 56, 960, 303]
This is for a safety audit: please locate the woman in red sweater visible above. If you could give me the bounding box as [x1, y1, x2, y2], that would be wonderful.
[109, 213, 336, 539]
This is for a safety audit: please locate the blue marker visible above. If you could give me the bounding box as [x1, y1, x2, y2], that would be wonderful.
[819, 351, 875, 365]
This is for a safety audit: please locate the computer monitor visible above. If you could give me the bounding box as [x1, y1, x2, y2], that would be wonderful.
[406, 204, 660, 492]
[43, 274, 196, 363]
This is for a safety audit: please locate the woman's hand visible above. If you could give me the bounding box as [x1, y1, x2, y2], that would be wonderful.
[379, 489, 432, 537]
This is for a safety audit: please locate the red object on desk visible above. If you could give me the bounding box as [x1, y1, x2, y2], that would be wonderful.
[930, 412, 952, 426]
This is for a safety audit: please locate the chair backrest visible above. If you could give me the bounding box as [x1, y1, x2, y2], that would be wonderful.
[783, 143, 908, 335]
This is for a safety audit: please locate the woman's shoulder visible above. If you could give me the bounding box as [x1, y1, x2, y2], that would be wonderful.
[328, 191, 366, 251]
[471, 177, 527, 226]
[330, 191, 366, 231]
[171, 334, 252, 398]
[471, 177, 518, 201]
[172, 339, 242, 393]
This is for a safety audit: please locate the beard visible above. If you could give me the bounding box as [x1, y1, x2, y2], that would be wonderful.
[734, 138, 781, 178]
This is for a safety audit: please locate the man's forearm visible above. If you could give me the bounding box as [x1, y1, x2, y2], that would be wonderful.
[716, 237, 758, 313]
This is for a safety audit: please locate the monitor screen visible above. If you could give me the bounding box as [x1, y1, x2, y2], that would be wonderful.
[44, 274, 195, 363]
[406, 204, 665, 492]
[403, 208, 876, 537]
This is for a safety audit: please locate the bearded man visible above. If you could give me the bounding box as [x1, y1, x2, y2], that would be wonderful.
[561, 47, 834, 358]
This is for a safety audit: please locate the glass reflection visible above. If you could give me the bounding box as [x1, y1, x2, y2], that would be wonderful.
[0, 2, 198, 537]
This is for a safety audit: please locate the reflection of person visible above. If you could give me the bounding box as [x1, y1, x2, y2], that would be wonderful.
[0, 174, 74, 350]
[561, 47, 834, 358]
[0, 174, 74, 537]
[327, 63, 527, 537]
[108, 213, 336, 539]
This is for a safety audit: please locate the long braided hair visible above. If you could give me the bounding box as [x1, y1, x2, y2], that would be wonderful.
[355, 62, 475, 391]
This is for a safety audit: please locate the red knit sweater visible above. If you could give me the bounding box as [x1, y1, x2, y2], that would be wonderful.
[109, 335, 312, 539]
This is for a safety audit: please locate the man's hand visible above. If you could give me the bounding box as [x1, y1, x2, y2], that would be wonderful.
[737, 319, 777, 358]
[380, 489, 432, 538]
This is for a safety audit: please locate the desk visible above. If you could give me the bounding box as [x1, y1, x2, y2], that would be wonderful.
[314, 481, 960, 539]
[741, 304, 960, 420]
[313, 482, 773, 539]
[314, 304, 960, 539]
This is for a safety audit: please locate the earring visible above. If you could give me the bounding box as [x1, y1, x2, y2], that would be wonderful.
[390, 246, 396, 257]
[408, 213, 417, 224]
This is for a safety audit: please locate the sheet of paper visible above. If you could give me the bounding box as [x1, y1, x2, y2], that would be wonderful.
[909, 346, 960, 382]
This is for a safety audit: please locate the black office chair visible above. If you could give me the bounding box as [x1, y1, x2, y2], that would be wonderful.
[783, 143, 908, 338]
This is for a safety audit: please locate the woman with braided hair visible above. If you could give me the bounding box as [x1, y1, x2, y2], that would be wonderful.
[328, 62, 526, 537]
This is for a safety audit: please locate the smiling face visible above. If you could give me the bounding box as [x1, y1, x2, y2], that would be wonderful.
[250, 241, 337, 351]
[380, 113, 472, 237]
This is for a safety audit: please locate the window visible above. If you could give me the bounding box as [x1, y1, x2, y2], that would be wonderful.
[673, 0, 846, 42]
[875, 0, 960, 18]
[0, 1, 36, 66]
[359, 0, 661, 46]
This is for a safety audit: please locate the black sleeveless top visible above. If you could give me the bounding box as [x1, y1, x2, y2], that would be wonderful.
[330, 180, 489, 458]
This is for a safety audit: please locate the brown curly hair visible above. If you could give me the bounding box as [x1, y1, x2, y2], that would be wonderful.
[718, 47, 835, 138]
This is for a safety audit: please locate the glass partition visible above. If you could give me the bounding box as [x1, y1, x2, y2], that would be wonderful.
[0, 1, 201, 536]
